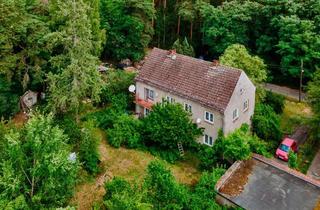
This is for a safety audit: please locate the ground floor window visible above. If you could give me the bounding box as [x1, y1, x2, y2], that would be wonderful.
[203, 134, 213, 146]
[144, 108, 151, 116]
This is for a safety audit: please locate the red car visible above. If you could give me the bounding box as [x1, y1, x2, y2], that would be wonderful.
[275, 137, 298, 161]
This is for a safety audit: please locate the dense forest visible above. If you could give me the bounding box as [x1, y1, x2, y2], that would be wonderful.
[1, 0, 320, 209]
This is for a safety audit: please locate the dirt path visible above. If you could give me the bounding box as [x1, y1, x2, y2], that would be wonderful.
[70, 129, 201, 209]
[290, 125, 309, 145]
[264, 83, 306, 101]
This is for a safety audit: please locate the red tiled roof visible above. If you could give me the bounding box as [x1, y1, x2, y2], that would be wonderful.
[135, 48, 242, 113]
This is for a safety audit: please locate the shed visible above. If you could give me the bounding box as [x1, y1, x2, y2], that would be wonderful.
[20, 90, 38, 112]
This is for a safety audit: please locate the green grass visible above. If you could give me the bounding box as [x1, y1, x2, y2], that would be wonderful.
[280, 100, 312, 134]
[297, 137, 319, 174]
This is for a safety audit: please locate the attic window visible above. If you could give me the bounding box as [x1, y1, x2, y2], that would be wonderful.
[240, 88, 245, 95]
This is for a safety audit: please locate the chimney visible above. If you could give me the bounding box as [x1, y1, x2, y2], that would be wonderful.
[212, 60, 219, 66]
[167, 49, 177, 60]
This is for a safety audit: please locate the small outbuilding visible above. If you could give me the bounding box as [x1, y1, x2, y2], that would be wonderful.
[20, 90, 38, 112]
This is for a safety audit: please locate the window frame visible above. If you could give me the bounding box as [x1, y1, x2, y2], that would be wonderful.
[145, 88, 154, 101]
[243, 99, 249, 112]
[203, 134, 214, 146]
[144, 107, 151, 116]
[204, 111, 214, 124]
[184, 103, 192, 113]
[233, 108, 239, 121]
[166, 96, 175, 103]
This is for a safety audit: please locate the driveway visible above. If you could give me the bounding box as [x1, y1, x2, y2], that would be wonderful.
[273, 126, 309, 166]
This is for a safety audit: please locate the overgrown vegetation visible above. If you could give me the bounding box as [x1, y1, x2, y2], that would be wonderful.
[104, 160, 225, 210]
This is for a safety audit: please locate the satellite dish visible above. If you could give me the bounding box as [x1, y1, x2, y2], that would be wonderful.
[196, 118, 201, 124]
[128, 85, 136, 93]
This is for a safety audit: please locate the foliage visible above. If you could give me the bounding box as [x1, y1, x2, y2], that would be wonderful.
[172, 37, 195, 57]
[288, 151, 298, 169]
[222, 125, 252, 162]
[275, 15, 320, 79]
[0, 113, 79, 208]
[307, 68, 320, 123]
[107, 114, 142, 148]
[79, 121, 100, 175]
[100, 0, 155, 61]
[142, 102, 203, 159]
[55, 115, 81, 145]
[252, 104, 282, 142]
[100, 70, 136, 105]
[264, 91, 285, 114]
[47, 0, 103, 114]
[144, 160, 190, 209]
[104, 177, 151, 210]
[220, 44, 267, 84]
[0, 76, 19, 119]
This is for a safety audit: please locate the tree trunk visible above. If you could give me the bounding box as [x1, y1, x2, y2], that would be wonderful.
[190, 21, 193, 40]
[177, 16, 181, 36]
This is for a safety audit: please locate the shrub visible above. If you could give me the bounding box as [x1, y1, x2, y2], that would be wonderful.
[100, 70, 135, 104]
[104, 177, 151, 210]
[79, 121, 100, 175]
[142, 102, 203, 152]
[247, 135, 271, 157]
[288, 151, 298, 169]
[144, 160, 190, 209]
[55, 115, 81, 145]
[252, 103, 282, 142]
[107, 114, 142, 148]
[264, 91, 285, 114]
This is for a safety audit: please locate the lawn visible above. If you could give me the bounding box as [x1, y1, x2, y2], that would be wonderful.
[280, 100, 312, 134]
[70, 129, 201, 210]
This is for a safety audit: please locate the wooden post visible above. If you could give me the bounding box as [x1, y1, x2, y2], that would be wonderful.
[299, 59, 304, 102]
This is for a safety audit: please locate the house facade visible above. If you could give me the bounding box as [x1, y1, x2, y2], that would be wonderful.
[135, 48, 255, 146]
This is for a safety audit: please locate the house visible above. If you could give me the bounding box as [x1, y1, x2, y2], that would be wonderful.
[134, 48, 255, 146]
[215, 154, 320, 210]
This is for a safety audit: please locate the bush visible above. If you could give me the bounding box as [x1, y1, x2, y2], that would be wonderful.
[100, 70, 135, 105]
[247, 135, 271, 157]
[144, 160, 190, 209]
[79, 121, 100, 175]
[0, 76, 20, 119]
[264, 91, 285, 114]
[288, 151, 298, 169]
[104, 177, 151, 210]
[55, 115, 81, 145]
[142, 102, 203, 151]
[252, 103, 282, 142]
[107, 114, 142, 148]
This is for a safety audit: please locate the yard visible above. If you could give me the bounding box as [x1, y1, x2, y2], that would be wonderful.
[70, 129, 201, 210]
[279, 100, 319, 174]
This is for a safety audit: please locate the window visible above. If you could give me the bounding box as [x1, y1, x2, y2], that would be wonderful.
[145, 88, 154, 101]
[204, 111, 214, 123]
[203, 134, 214, 146]
[166, 96, 175, 103]
[233, 108, 239, 121]
[184, 103, 192, 113]
[243, 99, 249, 112]
[144, 108, 151, 116]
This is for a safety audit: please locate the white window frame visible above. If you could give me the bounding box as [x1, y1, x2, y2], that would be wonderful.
[184, 103, 192, 113]
[233, 108, 239, 121]
[145, 88, 154, 101]
[203, 134, 214, 146]
[243, 99, 249, 112]
[204, 111, 214, 124]
[166, 96, 175, 103]
[144, 107, 151, 116]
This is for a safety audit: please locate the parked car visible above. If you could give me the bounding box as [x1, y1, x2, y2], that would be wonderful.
[275, 137, 298, 161]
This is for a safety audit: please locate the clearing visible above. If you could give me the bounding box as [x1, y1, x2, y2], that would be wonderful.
[70, 129, 201, 210]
